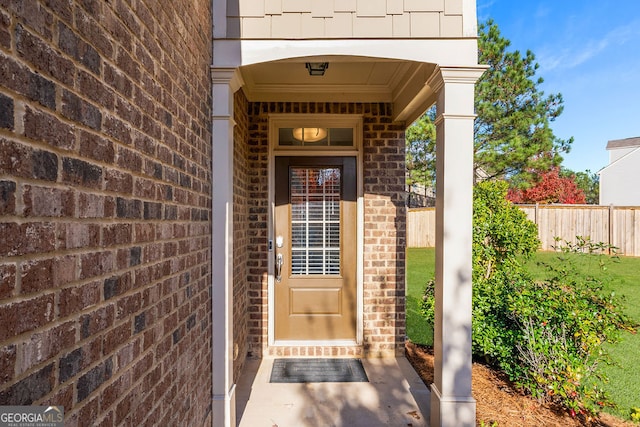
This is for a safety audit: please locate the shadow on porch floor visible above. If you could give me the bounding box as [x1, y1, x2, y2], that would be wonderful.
[236, 357, 430, 426]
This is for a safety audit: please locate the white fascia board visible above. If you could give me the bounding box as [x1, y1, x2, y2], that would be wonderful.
[217, 38, 479, 67]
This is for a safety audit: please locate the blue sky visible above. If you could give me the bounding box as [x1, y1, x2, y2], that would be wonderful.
[476, 0, 640, 173]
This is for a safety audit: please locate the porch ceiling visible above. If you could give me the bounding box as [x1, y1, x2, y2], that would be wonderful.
[238, 56, 438, 125]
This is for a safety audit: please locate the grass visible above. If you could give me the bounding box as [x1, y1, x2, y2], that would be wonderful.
[406, 247, 435, 346]
[406, 247, 640, 419]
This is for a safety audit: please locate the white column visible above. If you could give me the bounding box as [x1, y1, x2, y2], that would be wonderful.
[211, 67, 241, 427]
[429, 66, 486, 427]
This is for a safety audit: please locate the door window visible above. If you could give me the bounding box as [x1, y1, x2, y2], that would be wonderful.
[290, 167, 341, 275]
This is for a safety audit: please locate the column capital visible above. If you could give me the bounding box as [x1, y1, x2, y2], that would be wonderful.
[427, 65, 488, 93]
[211, 67, 244, 93]
[212, 68, 242, 120]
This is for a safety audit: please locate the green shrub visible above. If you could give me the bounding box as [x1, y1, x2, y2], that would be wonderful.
[421, 180, 635, 418]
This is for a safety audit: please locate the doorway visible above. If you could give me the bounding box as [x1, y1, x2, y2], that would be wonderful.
[273, 156, 357, 341]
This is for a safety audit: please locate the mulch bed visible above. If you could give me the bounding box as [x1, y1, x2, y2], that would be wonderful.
[405, 341, 634, 427]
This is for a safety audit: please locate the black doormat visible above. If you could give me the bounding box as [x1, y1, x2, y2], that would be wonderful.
[270, 358, 369, 383]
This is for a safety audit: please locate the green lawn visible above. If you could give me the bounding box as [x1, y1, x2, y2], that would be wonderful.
[406, 247, 640, 419]
[406, 248, 436, 346]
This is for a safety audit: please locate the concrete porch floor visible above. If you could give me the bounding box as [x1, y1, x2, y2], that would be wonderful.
[236, 357, 430, 427]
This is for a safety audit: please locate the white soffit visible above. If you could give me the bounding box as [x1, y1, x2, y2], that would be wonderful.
[241, 58, 420, 101]
[215, 38, 479, 123]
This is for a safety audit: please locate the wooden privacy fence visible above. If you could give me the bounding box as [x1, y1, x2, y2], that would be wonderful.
[407, 205, 640, 256]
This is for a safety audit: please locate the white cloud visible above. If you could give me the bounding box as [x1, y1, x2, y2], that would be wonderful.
[538, 20, 640, 72]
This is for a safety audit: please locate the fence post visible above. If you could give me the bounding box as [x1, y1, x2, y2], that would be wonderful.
[608, 204, 614, 254]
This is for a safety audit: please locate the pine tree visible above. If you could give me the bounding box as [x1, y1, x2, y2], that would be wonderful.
[406, 20, 573, 187]
[475, 20, 572, 183]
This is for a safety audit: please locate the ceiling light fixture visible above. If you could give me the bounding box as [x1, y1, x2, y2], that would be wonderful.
[292, 127, 327, 142]
[305, 62, 329, 76]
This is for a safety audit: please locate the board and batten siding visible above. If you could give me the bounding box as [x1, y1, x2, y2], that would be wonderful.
[407, 205, 640, 257]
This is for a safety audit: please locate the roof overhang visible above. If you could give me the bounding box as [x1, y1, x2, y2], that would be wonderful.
[213, 38, 480, 125]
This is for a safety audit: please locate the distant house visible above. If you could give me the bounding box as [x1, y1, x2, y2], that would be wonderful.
[599, 137, 640, 205]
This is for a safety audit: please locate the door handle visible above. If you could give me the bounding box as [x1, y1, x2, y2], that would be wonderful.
[275, 253, 284, 282]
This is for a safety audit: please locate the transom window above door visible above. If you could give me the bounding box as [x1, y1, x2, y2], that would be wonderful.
[278, 128, 353, 147]
[269, 115, 362, 152]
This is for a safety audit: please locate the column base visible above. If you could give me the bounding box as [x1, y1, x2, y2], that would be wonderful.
[430, 384, 475, 427]
[212, 384, 236, 427]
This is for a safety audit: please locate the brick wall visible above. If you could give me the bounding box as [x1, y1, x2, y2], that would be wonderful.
[0, 1, 213, 425]
[246, 102, 406, 358]
[362, 103, 407, 357]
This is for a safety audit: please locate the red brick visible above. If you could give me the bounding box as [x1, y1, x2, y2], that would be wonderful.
[116, 292, 141, 320]
[103, 113, 132, 144]
[16, 23, 74, 86]
[115, 340, 138, 371]
[104, 168, 133, 194]
[79, 130, 114, 163]
[78, 192, 106, 218]
[59, 223, 100, 250]
[1, 0, 216, 422]
[102, 223, 132, 246]
[0, 344, 16, 384]
[134, 177, 155, 199]
[101, 372, 130, 413]
[115, 97, 142, 128]
[103, 322, 131, 353]
[80, 305, 114, 340]
[79, 339, 102, 371]
[17, 321, 75, 375]
[78, 396, 99, 421]
[75, 7, 114, 59]
[61, 90, 102, 130]
[132, 351, 153, 383]
[80, 251, 115, 279]
[40, 383, 73, 414]
[24, 106, 76, 150]
[78, 69, 114, 110]
[104, 65, 133, 100]
[0, 9, 10, 49]
[0, 263, 16, 298]
[0, 50, 30, 97]
[134, 223, 155, 243]
[59, 281, 100, 318]
[23, 185, 75, 217]
[7, 1, 53, 40]
[0, 138, 58, 181]
[114, 389, 132, 425]
[0, 294, 55, 341]
[116, 146, 142, 172]
[0, 222, 56, 257]
[20, 258, 54, 293]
